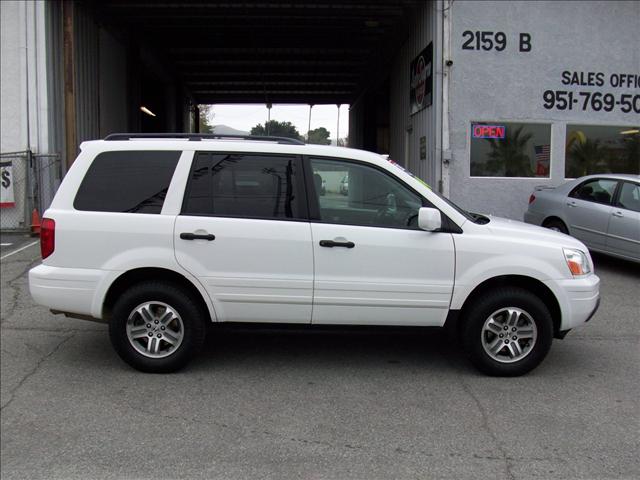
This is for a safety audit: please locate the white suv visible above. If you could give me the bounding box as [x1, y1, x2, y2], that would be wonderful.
[29, 134, 600, 375]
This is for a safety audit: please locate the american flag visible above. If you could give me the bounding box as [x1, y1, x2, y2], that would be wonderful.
[534, 145, 550, 162]
[534, 145, 550, 176]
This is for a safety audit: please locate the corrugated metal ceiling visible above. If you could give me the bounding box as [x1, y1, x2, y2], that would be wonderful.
[93, 0, 421, 104]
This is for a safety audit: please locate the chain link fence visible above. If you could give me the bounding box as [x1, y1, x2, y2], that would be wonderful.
[0, 151, 62, 232]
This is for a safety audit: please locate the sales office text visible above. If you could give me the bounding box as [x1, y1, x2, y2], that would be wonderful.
[562, 71, 640, 89]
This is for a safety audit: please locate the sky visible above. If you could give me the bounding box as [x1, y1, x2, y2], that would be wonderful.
[204, 104, 349, 139]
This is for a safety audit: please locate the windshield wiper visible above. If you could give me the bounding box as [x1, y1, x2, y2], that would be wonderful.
[468, 212, 490, 224]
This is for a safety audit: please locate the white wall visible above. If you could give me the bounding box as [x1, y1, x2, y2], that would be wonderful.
[448, 0, 640, 220]
[0, 1, 24, 153]
[1, 1, 50, 229]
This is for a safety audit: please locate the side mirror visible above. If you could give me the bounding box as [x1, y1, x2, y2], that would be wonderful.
[418, 207, 442, 232]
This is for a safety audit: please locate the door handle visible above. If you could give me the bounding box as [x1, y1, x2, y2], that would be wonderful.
[566, 201, 577, 207]
[612, 211, 624, 218]
[319, 239, 355, 248]
[180, 232, 216, 241]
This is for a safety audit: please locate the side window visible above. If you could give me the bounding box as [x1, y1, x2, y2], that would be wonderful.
[617, 182, 640, 213]
[310, 157, 424, 229]
[569, 178, 618, 205]
[74, 151, 180, 213]
[182, 152, 303, 220]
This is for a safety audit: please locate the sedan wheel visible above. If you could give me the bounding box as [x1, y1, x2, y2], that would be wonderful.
[544, 219, 568, 234]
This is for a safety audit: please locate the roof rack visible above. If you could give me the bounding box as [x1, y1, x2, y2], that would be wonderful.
[103, 133, 305, 145]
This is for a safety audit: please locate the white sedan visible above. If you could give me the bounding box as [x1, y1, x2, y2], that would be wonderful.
[524, 173, 640, 263]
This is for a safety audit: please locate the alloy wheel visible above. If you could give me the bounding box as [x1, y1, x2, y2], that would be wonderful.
[126, 301, 184, 359]
[481, 307, 538, 363]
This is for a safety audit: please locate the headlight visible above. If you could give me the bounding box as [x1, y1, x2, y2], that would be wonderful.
[563, 248, 592, 276]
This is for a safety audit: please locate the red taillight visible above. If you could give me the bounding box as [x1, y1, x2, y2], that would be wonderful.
[40, 218, 55, 259]
[528, 194, 536, 204]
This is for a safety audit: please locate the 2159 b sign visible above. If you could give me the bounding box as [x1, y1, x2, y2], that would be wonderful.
[461, 31, 531, 52]
[542, 90, 640, 113]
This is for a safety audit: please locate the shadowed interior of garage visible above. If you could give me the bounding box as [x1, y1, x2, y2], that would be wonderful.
[53, 0, 423, 168]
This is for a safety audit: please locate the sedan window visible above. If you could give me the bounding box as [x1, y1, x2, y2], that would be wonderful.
[569, 179, 618, 205]
[617, 182, 640, 213]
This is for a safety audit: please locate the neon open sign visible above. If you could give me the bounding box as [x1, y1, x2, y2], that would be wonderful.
[473, 124, 506, 139]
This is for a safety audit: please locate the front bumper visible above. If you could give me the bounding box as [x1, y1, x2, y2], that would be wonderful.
[585, 296, 600, 323]
[545, 274, 600, 331]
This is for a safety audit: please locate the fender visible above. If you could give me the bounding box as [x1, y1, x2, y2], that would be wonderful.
[92, 251, 218, 322]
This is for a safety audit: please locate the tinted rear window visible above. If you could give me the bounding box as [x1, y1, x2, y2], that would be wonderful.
[182, 152, 303, 219]
[74, 151, 180, 213]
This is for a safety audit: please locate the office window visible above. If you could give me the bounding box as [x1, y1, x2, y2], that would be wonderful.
[565, 125, 639, 177]
[470, 122, 551, 177]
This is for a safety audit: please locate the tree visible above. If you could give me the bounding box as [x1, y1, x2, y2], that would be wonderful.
[307, 127, 331, 145]
[622, 133, 640, 174]
[251, 120, 301, 140]
[198, 105, 213, 133]
[568, 138, 606, 177]
[484, 126, 534, 177]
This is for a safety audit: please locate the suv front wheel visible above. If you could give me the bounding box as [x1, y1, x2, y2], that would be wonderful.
[461, 288, 553, 376]
[109, 281, 206, 373]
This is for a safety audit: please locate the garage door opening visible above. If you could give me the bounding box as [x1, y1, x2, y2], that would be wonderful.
[197, 104, 350, 147]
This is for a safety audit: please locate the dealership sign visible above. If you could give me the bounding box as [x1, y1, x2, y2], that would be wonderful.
[410, 43, 433, 115]
[472, 124, 506, 139]
[0, 160, 15, 208]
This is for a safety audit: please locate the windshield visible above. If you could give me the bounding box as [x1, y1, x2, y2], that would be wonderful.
[383, 157, 490, 224]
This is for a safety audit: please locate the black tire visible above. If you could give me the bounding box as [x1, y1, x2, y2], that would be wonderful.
[543, 218, 569, 234]
[109, 281, 206, 373]
[461, 288, 553, 376]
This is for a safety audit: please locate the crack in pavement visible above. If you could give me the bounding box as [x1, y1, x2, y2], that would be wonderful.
[86, 398, 574, 466]
[0, 334, 75, 412]
[1, 257, 40, 324]
[458, 377, 516, 480]
[435, 342, 517, 480]
[118, 400, 355, 451]
[1, 326, 105, 333]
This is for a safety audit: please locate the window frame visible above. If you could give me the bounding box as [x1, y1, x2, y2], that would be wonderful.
[468, 120, 553, 179]
[568, 177, 621, 206]
[180, 151, 309, 222]
[302, 155, 460, 232]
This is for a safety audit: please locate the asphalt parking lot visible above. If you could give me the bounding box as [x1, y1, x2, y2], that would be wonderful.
[1, 241, 638, 480]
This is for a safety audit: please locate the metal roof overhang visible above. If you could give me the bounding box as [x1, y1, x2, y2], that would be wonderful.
[94, 0, 420, 104]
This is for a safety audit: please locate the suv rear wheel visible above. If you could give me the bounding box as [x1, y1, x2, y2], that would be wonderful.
[109, 281, 206, 372]
[461, 288, 553, 376]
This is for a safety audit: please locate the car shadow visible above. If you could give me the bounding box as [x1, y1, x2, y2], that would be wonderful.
[194, 325, 469, 374]
[76, 322, 597, 378]
[591, 252, 640, 278]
